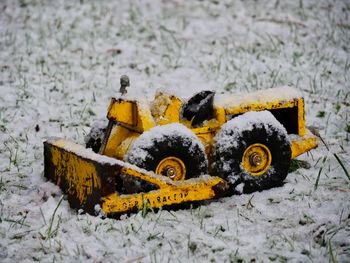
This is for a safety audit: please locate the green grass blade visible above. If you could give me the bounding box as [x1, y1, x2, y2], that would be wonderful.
[314, 167, 323, 190]
[328, 240, 338, 263]
[333, 153, 350, 181]
[47, 195, 64, 239]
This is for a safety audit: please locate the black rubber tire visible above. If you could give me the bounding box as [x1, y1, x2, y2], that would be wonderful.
[123, 123, 208, 194]
[212, 111, 291, 193]
[84, 120, 108, 153]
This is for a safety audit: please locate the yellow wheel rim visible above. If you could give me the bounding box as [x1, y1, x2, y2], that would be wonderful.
[242, 143, 272, 177]
[155, 156, 186, 181]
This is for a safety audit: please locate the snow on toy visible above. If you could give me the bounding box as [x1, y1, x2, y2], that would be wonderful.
[44, 76, 318, 216]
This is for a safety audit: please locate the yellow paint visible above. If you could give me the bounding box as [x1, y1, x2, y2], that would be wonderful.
[120, 166, 170, 188]
[291, 129, 318, 159]
[101, 176, 225, 214]
[151, 92, 182, 125]
[196, 133, 213, 155]
[161, 97, 182, 124]
[155, 156, 186, 181]
[192, 119, 220, 134]
[214, 106, 226, 124]
[242, 143, 272, 176]
[135, 101, 156, 132]
[107, 98, 155, 133]
[103, 125, 139, 159]
[297, 98, 306, 136]
[107, 99, 137, 126]
[224, 99, 298, 116]
[50, 142, 101, 205]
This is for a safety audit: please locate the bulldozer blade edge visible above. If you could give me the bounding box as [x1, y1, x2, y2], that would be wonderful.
[44, 138, 121, 215]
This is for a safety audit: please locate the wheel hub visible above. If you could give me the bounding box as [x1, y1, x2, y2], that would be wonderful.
[165, 166, 177, 179]
[250, 152, 263, 166]
[156, 156, 186, 181]
[242, 143, 272, 177]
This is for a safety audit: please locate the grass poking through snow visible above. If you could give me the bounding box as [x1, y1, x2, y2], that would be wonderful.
[0, 0, 349, 262]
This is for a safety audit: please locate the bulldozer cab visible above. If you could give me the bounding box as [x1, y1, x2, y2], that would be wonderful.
[151, 90, 217, 128]
[108, 90, 219, 131]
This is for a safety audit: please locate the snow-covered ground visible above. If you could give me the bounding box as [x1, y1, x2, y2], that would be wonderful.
[1, 0, 349, 262]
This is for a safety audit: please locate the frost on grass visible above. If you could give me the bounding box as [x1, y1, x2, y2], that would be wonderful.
[1, 0, 350, 262]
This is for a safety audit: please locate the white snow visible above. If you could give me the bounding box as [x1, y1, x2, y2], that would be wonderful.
[1, 0, 349, 262]
[46, 137, 124, 166]
[215, 86, 302, 108]
[83, 119, 108, 144]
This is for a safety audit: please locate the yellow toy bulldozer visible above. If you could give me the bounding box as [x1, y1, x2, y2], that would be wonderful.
[44, 76, 317, 217]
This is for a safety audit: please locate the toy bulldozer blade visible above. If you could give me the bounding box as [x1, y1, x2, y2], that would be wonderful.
[44, 138, 228, 216]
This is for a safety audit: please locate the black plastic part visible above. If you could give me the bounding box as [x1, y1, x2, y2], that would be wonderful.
[270, 107, 299, 134]
[182, 90, 215, 127]
[85, 126, 107, 153]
